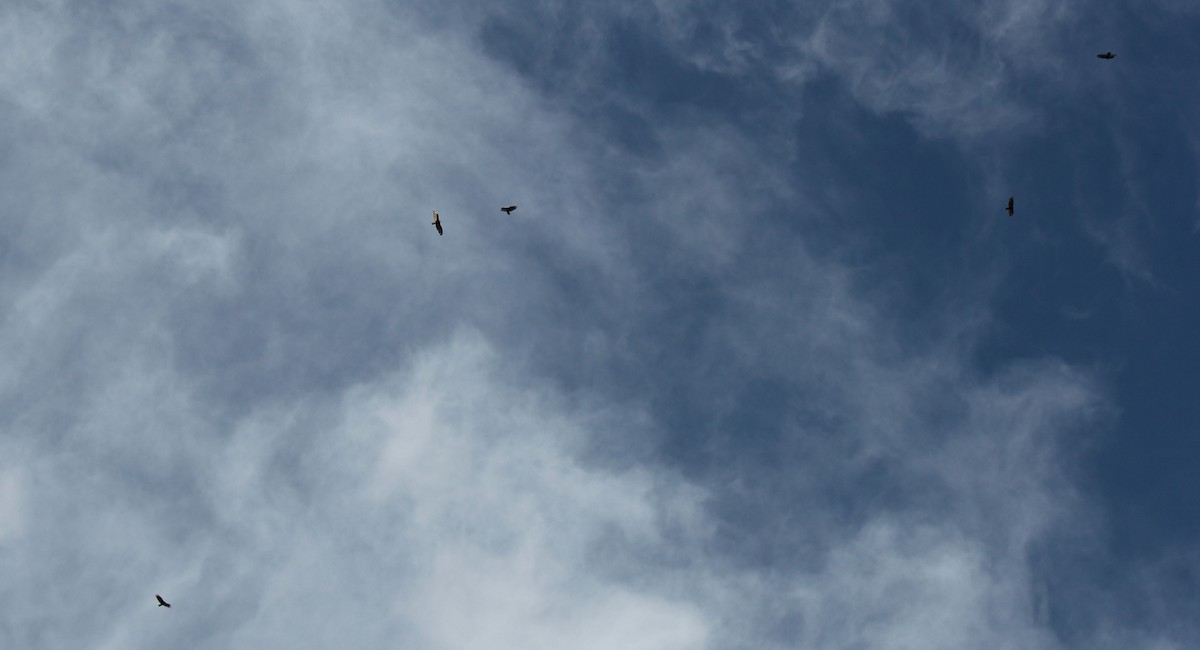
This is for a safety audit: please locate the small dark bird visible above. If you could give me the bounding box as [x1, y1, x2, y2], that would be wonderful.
[1006, 196, 1014, 216]
[432, 210, 443, 236]
[1097, 52, 1116, 59]
[500, 205, 517, 215]
[156, 595, 171, 608]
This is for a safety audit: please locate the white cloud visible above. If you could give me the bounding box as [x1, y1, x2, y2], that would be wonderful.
[799, 0, 1057, 140]
[179, 331, 712, 649]
[339, 332, 709, 650]
[0, 467, 25, 541]
[794, 521, 1058, 650]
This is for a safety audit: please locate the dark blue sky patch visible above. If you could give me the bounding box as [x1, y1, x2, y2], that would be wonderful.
[968, 53, 1200, 566]
[790, 76, 994, 347]
[599, 19, 747, 113]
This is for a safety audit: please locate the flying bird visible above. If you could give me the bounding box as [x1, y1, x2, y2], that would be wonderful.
[1006, 196, 1014, 216]
[500, 205, 517, 215]
[156, 595, 171, 608]
[432, 210, 443, 236]
[1097, 52, 1116, 59]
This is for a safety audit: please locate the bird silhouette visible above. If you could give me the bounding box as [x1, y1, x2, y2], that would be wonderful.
[1006, 196, 1014, 216]
[432, 210, 443, 236]
[500, 205, 517, 214]
[156, 595, 171, 608]
[1097, 52, 1116, 59]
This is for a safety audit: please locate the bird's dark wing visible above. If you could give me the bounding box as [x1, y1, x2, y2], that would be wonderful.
[435, 222, 443, 235]
[156, 595, 170, 607]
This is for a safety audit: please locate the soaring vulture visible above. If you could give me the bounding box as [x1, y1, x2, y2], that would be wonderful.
[1096, 52, 1116, 59]
[156, 595, 171, 608]
[1006, 196, 1014, 216]
[432, 210, 443, 236]
[500, 205, 517, 215]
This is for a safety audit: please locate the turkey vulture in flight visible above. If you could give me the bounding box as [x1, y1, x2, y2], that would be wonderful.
[1006, 196, 1014, 216]
[1096, 52, 1116, 59]
[156, 595, 171, 608]
[500, 205, 517, 215]
[432, 210, 443, 236]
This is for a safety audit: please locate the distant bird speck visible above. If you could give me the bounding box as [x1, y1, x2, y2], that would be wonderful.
[432, 210, 443, 236]
[156, 595, 171, 608]
[1097, 52, 1116, 59]
[500, 205, 517, 214]
[1006, 196, 1014, 216]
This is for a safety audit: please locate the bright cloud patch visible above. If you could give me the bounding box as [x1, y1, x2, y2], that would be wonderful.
[340, 332, 710, 650]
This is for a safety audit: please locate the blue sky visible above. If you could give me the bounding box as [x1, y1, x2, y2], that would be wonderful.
[1, 0, 1198, 648]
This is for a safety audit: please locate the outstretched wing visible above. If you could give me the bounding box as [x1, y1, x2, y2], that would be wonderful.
[1007, 196, 1014, 215]
[156, 595, 171, 607]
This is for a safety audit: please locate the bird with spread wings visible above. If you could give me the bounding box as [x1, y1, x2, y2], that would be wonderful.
[1006, 196, 1014, 216]
[500, 205, 517, 214]
[156, 595, 171, 608]
[1097, 52, 1116, 59]
[432, 210, 443, 236]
